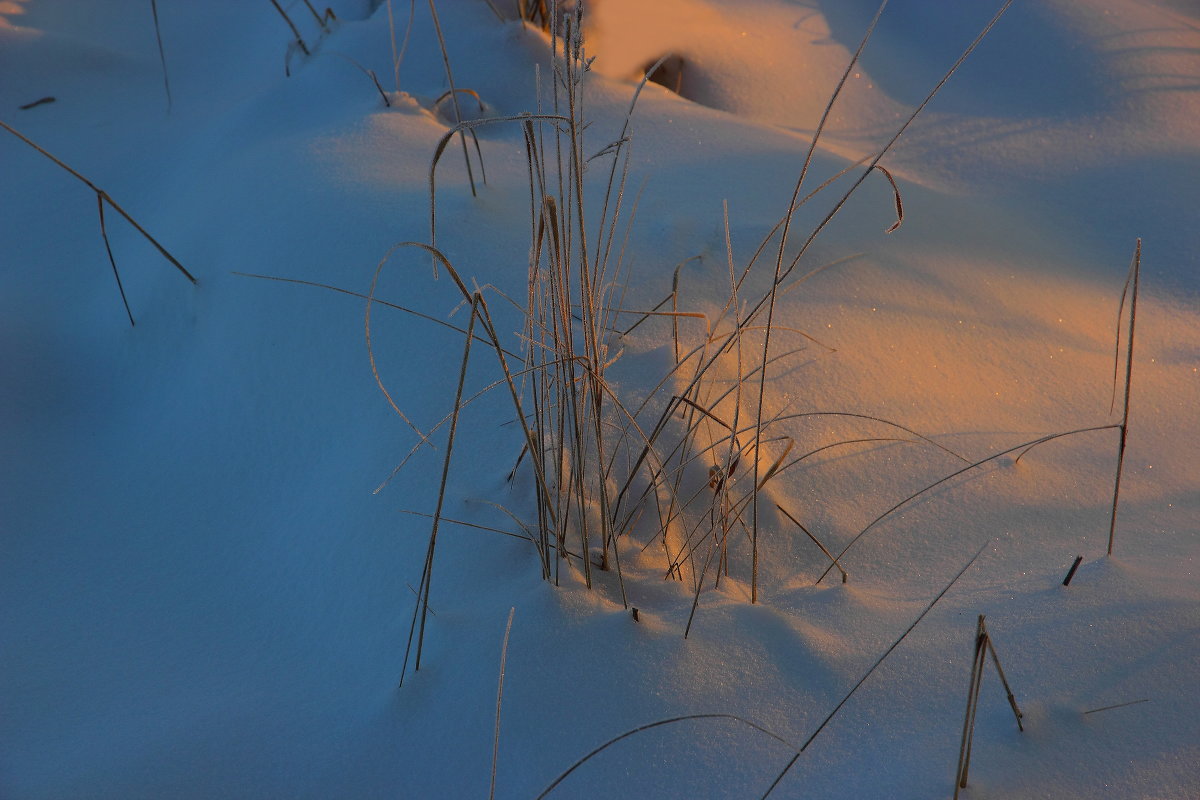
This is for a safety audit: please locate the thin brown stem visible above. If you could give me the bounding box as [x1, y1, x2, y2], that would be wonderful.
[1108, 239, 1140, 556]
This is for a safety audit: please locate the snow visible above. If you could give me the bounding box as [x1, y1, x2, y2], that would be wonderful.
[1, 0, 1197, 797]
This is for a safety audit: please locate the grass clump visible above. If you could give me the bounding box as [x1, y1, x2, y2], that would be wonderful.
[384, 0, 1013, 679]
[251, 0, 1146, 693]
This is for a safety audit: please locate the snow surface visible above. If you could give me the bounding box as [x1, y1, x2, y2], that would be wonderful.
[2, 0, 1197, 797]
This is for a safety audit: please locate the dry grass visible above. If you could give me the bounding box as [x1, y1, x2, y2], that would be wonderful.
[1107, 239, 1141, 555]
[489, 607, 515, 800]
[219, 3, 1168, 793]
[762, 540, 990, 799]
[426, 0, 486, 196]
[149, 0, 172, 112]
[273, 0, 340, 75]
[534, 714, 799, 800]
[269, 0, 311, 57]
[378, 0, 1046, 647]
[0, 119, 197, 326]
[245, 1, 1145, 705]
[953, 615, 1024, 798]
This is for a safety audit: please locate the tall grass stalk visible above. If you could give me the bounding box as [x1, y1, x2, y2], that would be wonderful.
[427, 0, 484, 196]
[1108, 239, 1140, 555]
[489, 607, 515, 800]
[400, 292, 481, 684]
[149, 0, 172, 112]
[953, 616, 1023, 798]
[750, 0, 891, 603]
[954, 615, 988, 798]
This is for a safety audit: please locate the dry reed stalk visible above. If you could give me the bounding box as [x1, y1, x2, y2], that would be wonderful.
[149, 0, 172, 112]
[234, 271, 532, 433]
[427, 0, 481, 196]
[611, 391, 955, 598]
[430, 91, 488, 184]
[721, 157, 871, 305]
[268, 0, 310, 56]
[535, 714, 798, 800]
[400, 293, 480, 685]
[489, 607, 515, 800]
[873, 164, 904, 233]
[301, 0, 335, 29]
[749, 0, 891, 603]
[590, 54, 672, 281]
[776, 503, 847, 582]
[18, 97, 55, 110]
[0, 121, 195, 283]
[816, 424, 1120, 584]
[0, 119, 196, 323]
[1062, 555, 1084, 586]
[475, 296, 559, 580]
[954, 615, 989, 797]
[589, 247, 844, 598]
[719, 201, 747, 585]
[761, 541, 989, 799]
[385, 0, 416, 91]
[429, 113, 569, 255]
[778, 253, 865, 297]
[367, 68, 391, 106]
[398, 508, 584, 561]
[479, 499, 548, 567]
[439, 9, 666, 597]
[1083, 698, 1149, 715]
[740, 0, 1014, 335]
[320, 52, 392, 106]
[1108, 239, 1140, 555]
[982, 620, 1024, 731]
[670, 408, 967, 477]
[954, 616, 1023, 797]
[97, 193, 136, 327]
[378, 240, 562, 581]
[683, 528, 724, 638]
[433, 87, 486, 115]
[517, 0, 551, 29]
[726, 0, 1020, 595]
[365, 246, 446, 447]
[477, 0, 503, 21]
[775, 436, 945, 479]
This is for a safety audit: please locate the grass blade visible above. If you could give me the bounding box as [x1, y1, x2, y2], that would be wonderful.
[489, 607, 515, 800]
[1108, 239, 1140, 555]
[817, 424, 1119, 584]
[536, 714, 798, 800]
[149, 0, 172, 112]
[97, 193, 135, 327]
